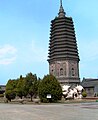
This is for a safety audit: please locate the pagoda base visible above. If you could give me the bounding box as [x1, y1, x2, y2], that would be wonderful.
[56, 77, 80, 86]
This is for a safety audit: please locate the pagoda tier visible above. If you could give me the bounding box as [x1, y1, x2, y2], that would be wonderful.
[48, 17, 79, 63]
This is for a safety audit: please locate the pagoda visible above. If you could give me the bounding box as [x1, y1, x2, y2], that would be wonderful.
[48, 0, 80, 86]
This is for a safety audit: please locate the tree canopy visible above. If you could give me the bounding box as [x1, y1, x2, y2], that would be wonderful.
[5, 73, 62, 103]
[38, 74, 62, 103]
[5, 79, 18, 101]
[5, 73, 39, 101]
[24, 73, 39, 101]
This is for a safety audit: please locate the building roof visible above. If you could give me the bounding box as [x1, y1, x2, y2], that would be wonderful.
[81, 78, 98, 87]
[0, 85, 6, 91]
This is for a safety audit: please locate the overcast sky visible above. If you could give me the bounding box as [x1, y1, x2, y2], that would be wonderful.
[0, 0, 98, 85]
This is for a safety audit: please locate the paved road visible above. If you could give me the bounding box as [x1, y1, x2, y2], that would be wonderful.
[0, 102, 98, 120]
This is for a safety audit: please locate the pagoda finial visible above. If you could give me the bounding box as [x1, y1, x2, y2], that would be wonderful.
[60, 0, 62, 6]
[58, 0, 66, 17]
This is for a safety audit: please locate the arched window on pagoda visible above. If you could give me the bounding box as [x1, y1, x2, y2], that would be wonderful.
[72, 68, 75, 76]
[51, 69, 54, 75]
[60, 68, 63, 76]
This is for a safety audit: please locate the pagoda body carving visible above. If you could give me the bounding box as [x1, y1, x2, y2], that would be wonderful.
[48, 0, 80, 85]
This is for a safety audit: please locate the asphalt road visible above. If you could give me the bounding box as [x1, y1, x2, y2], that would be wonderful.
[0, 102, 98, 120]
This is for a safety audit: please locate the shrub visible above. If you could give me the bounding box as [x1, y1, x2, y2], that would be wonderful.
[82, 90, 87, 97]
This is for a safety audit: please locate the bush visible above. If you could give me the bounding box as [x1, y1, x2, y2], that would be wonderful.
[82, 90, 87, 97]
[38, 74, 62, 103]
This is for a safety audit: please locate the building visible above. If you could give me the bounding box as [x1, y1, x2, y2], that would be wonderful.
[0, 85, 6, 94]
[48, 0, 80, 86]
[82, 78, 98, 97]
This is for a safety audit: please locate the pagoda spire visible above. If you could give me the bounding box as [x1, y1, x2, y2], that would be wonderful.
[60, 0, 62, 6]
[58, 0, 66, 17]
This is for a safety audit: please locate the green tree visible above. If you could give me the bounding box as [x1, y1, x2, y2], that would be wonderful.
[16, 75, 26, 99]
[5, 90, 16, 101]
[5, 79, 18, 101]
[24, 73, 39, 101]
[38, 74, 62, 103]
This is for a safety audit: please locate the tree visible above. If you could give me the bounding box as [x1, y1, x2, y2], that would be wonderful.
[16, 75, 26, 99]
[24, 73, 39, 101]
[5, 90, 16, 102]
[5, 79, 18, 101]
[38, 74, 62, 103]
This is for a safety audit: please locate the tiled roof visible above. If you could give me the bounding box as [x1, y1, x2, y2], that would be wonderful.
[81, 79, 98, 87]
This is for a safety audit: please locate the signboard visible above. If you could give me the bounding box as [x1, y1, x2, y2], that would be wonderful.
[47, 94, 51, 99]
